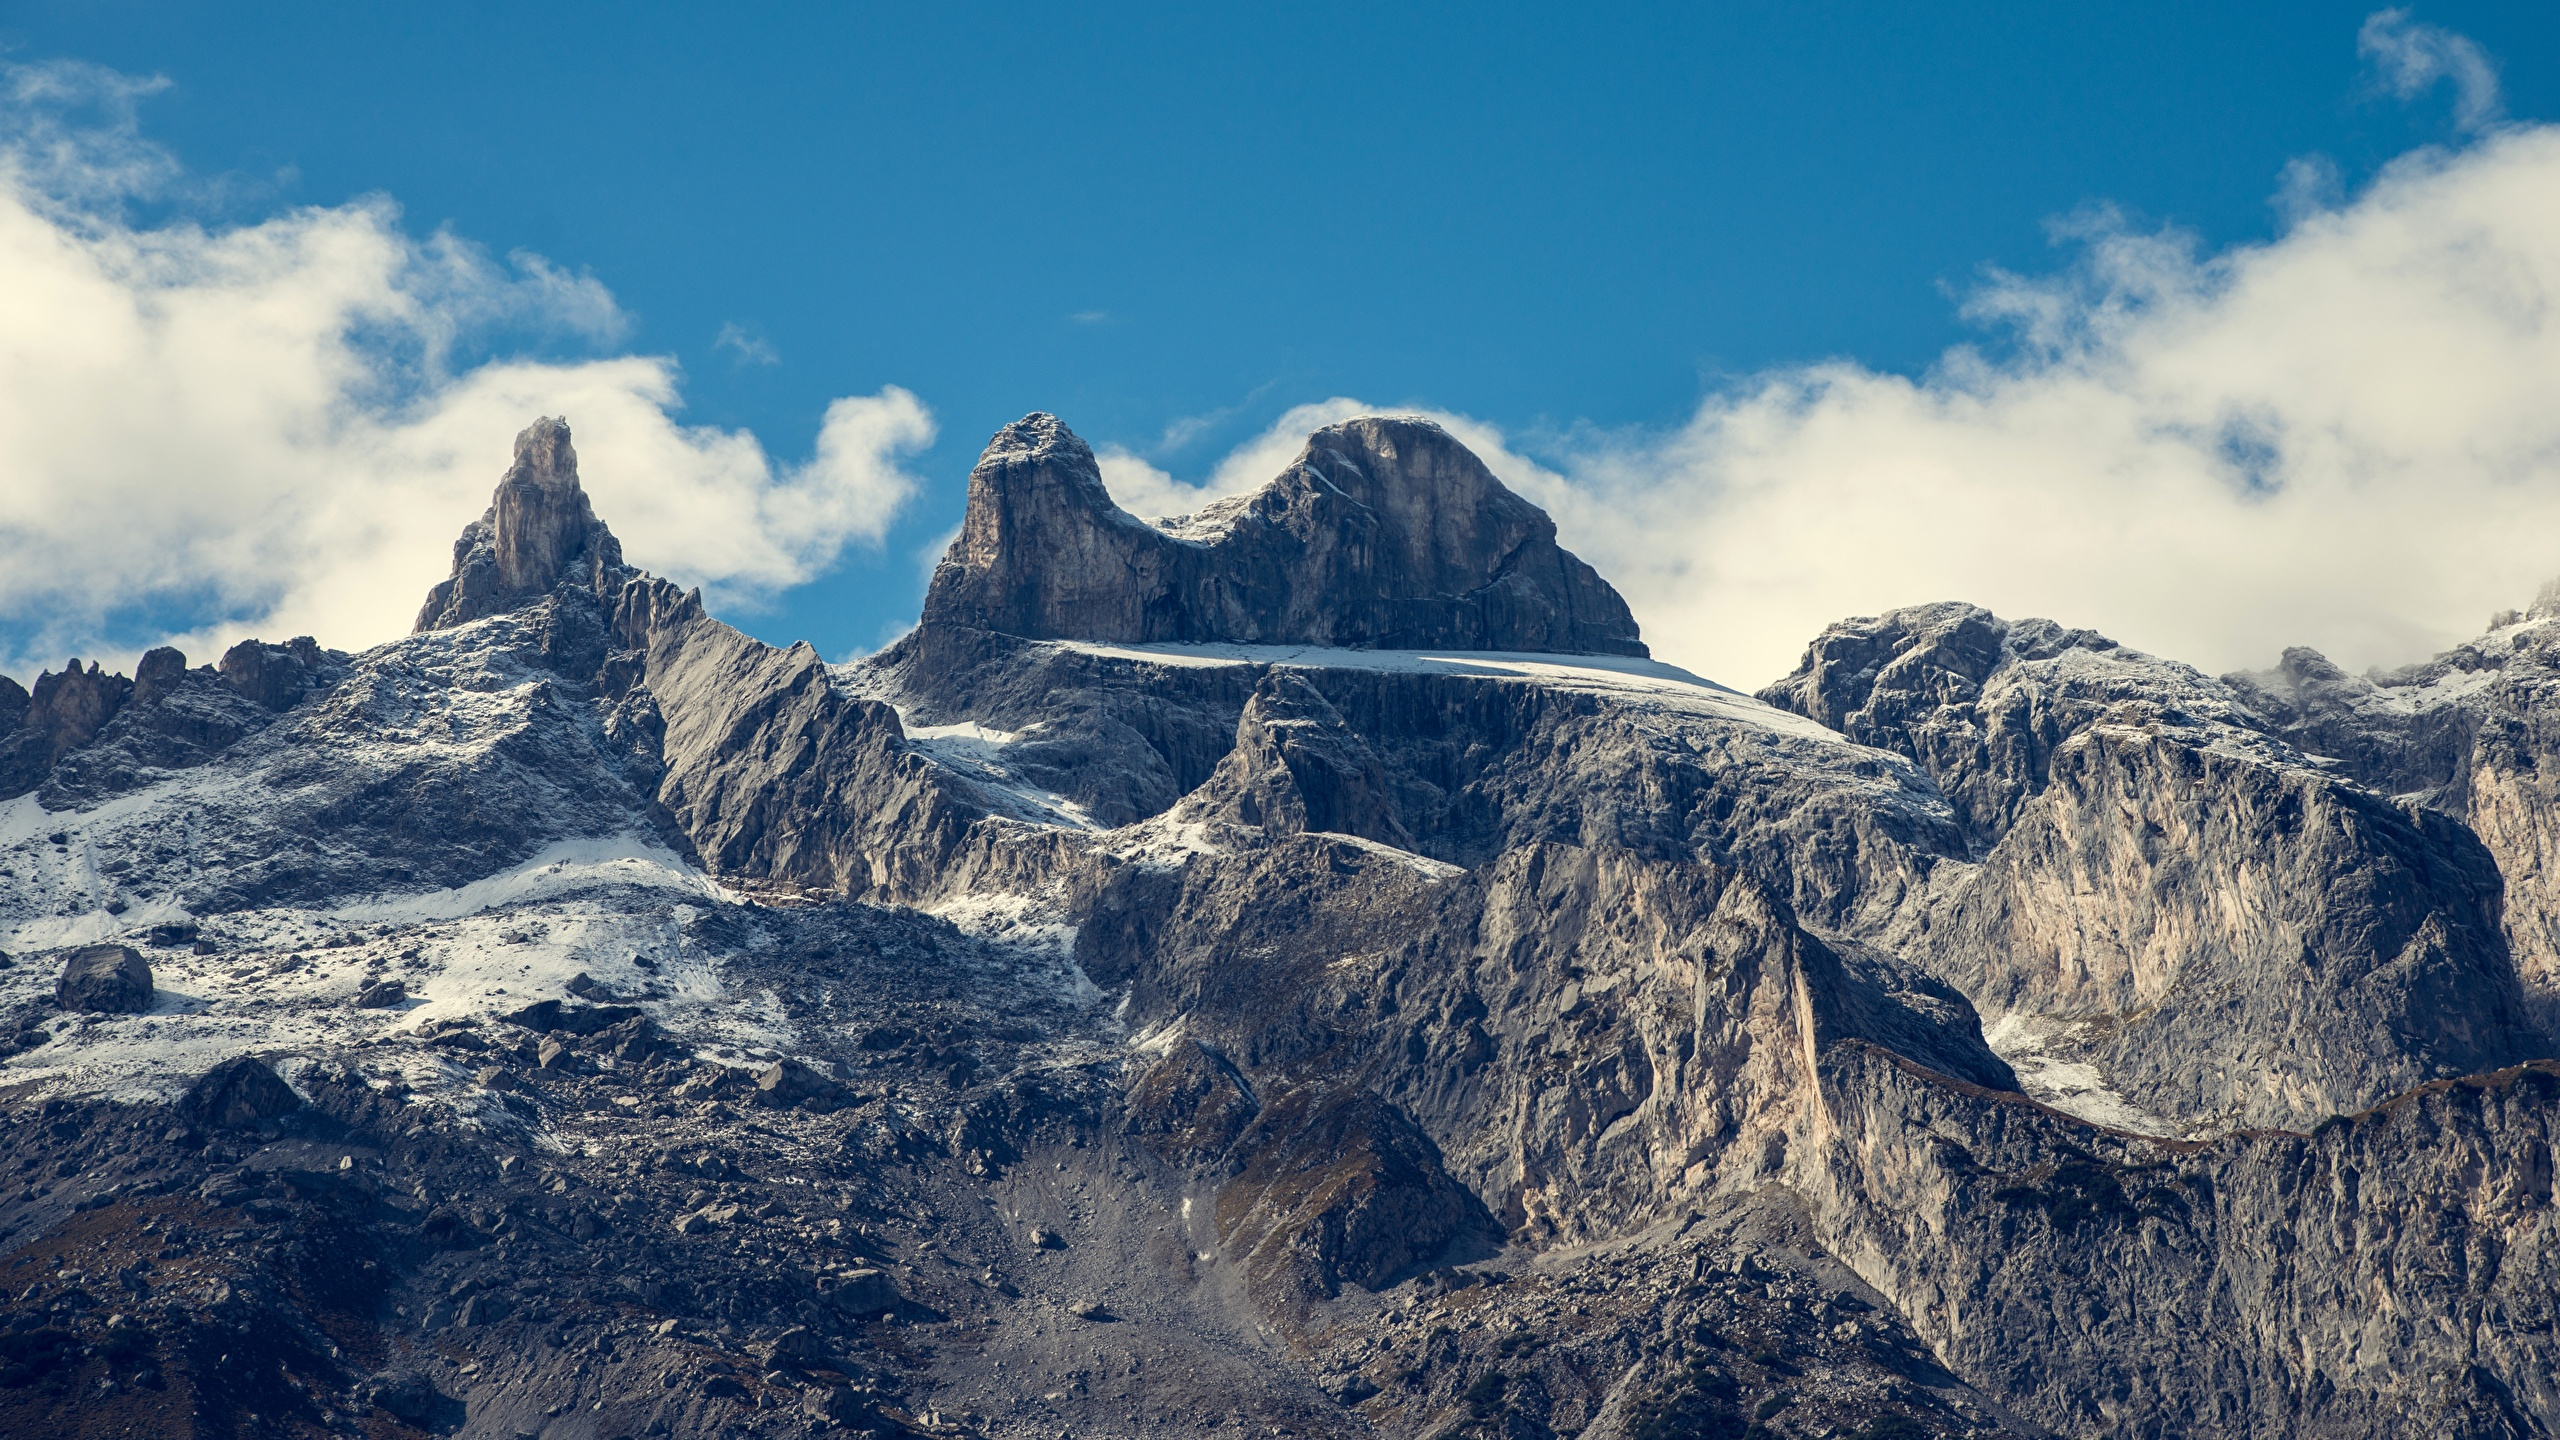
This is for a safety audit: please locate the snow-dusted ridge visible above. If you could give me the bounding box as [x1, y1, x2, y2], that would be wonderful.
[1049, 640, 1844, 742]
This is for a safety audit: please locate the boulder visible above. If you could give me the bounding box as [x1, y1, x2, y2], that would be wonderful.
[178, 1056, 302, 1129]
[354, 979, 407, 1009]
[822, 1267, 900, 1317]
[753, 1058, 844, 1109]
[54, 944, 153, 1013]
[758, 1326, 828, 1368]
[802, 1385, 874, 1424]
[500, 998, 641, 1035]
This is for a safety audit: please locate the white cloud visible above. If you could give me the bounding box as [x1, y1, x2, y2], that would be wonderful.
[713, 321, 779, 365]
[2360, 8, 2503, 133]
[1097, 398, 1376, 520]
[0, 61, 932, 678]
[1128, 123, 2560, 690]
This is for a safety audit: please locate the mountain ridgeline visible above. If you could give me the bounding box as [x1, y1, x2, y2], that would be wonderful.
[0, 412, 2556, 1440]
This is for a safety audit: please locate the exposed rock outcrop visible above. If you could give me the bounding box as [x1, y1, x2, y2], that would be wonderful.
[0, 638, 339, 808]
[0, 659, 132, 799]
[42, 645, 297, 805]
[177, 1055, 302, 1129]
[1177, 669, 1414, 847]
[218, 635, 342, 713]
[2227, 614, 2560, 1029]
[922, 413, 1647, 655]
[414, 416, 628, 632]
[1792, 1044, 2560, 1440]
[1214, 1081, 1501, 1310]
[1763, 601, 2538, 1130]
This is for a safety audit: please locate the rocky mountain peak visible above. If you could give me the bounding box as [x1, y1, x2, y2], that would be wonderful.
[921, 411, 1646, 655]
[414, 415, 627, 631]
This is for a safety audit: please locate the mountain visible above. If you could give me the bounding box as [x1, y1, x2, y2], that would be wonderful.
[1, 412, 2556, 1440]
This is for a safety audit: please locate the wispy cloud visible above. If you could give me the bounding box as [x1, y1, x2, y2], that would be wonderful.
[1066, 310, 1110, 325]
[713, 321, 779, 366]
[2359, 7, 2502, 133]
[0, 61, 932, 675]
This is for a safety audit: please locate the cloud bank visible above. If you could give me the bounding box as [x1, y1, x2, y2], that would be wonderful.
[1109, 114, 2560, 689]
[0, 61, 932, 677]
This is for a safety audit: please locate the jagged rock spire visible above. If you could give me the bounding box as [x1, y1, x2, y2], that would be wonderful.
[921, 412, 1646, 655]
[415, 417, 627, 632]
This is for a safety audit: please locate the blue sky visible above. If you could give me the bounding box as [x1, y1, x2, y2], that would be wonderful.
[4, 3, 2559, 681]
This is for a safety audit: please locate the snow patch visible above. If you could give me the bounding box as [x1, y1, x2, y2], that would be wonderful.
[1982, 1012, 2188, 1139]
[895, 712, 1102, 830]
[330, 833, 729, 926]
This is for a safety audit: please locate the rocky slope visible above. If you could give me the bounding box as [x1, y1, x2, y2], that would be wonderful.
[0, 413, 2553, 1440]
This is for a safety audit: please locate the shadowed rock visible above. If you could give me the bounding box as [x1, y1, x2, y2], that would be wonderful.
[180, 1055, 303, 1128]
[54, 943, 153, 1013]
[1178, 668, 1413, 846]
[44, 645, 303, 805]
[0, 659, 132, 798]
[218, 636, 339, 712]
[921, 412, 1646, 655]
[1214, 1082, 1501, 1308]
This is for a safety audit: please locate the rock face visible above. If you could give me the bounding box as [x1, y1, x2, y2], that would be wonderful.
[8, 411, 2560, 1440]
[921, 413, 1647, 655]
[414, 416, 627, 632]
[53, 944, 152, 1013]
[2226, 612, 2560, 1031]
[0, 659, 133, 798]
[1761, 601, 2537, 1131]
[217, 635, 340, 713]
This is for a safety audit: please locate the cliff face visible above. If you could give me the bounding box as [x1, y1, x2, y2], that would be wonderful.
[921, 413, 1648, 655]
[2, 411, 2556, 1440]
[1762, 601, 2539, 1133]
[2228, 615, 2560, 1031]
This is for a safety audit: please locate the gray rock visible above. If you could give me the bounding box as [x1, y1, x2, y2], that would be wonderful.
[0, 659, 131, 799]
[216, 635, 343, 714]
[800, 1384, 873, 1423]
[823, 1267, 900, 1317]
[54, 944, 152, 1013]
[1762, 600, 2537, 1130]
[1216, 1080, 1500, 1307]
[752, 1058, 842, 1109]
[414, 416, 628, 632]
[354, 979, 407, 1009]
[1176, 669, 1413, 846]
[921, 413, 1647, 655]
[2224, 610, 2560, 1034]
[178, 1056, 301, 1128]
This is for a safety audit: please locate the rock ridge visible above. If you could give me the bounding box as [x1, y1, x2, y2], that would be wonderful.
[921, 412, 1647, 655]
